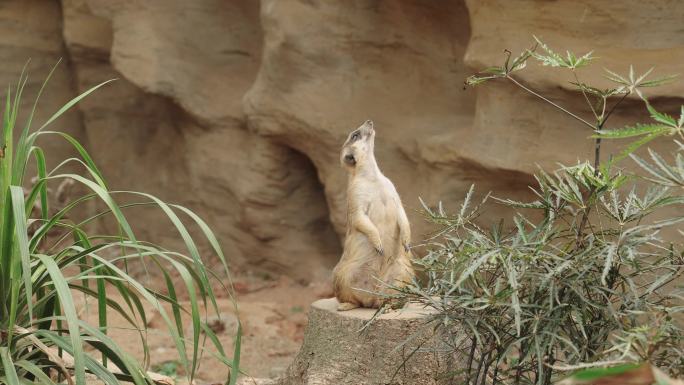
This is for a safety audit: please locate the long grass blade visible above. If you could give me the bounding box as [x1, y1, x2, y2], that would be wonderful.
[47, 174, 136, 243]
[10, 186, 33, 325]
[229, 322, 242, 385]
[34, 330, 120, 385]
[37, 79, 116, 132]
[0, 347, 20, 385]
[14, 360, 58, 384]
[36, 255, 86, 385]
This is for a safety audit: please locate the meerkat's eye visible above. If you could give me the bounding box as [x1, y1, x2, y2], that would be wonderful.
[351, 132, 360, 141]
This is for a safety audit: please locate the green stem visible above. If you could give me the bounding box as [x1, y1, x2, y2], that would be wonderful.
[577, 92, 630, 245]
[593, 91, 630, 171]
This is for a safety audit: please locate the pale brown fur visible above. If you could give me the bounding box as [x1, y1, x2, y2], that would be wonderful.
[332, 120, 414, 310]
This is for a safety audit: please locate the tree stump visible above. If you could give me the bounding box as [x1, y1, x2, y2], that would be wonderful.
[275, 298, 452, 385]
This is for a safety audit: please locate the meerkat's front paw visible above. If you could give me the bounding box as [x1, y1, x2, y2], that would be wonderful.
[337, 302, 360, 311]
[400, 232, 411, 253]
[375, 246, 384, 256]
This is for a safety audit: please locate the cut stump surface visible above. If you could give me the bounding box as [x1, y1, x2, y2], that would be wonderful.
[275, 298, 451, 385]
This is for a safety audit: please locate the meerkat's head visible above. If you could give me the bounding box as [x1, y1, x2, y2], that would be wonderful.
[341, 120, 375, 169]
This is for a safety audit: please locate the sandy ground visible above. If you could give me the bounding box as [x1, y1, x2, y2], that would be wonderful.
[73, 272, 333, 384]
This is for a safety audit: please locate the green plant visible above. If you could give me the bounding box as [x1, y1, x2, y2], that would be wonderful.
[151, 361, 180, 379]
[0, 64, 241, 385]
[556, 362, 680, 385]
[400, 39, 684, 384]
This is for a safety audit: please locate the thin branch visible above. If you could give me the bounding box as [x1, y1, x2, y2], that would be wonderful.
[577, 93, 633, 243]
[600, 91, 631, 129]
[592, 91, 630, 174]
[547, 360, 628, 371]
[506, 75, 596, 130]
[576, 164, 600, 246]
[573, 71, 599, 121]
[593, 138, 602, 171]
[600, 96, 607, 121]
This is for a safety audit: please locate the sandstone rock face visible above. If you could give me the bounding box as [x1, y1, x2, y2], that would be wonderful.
[60, 0, 341, 281]
[2, 0, 678, 279]
[276, 298, 451, 385]
[463, 0, 684, 173]
[244, 0, 477, 235]
[0, 1, 84, 169]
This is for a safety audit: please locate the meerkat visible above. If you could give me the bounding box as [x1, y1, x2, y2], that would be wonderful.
[332, 120, 415, 311]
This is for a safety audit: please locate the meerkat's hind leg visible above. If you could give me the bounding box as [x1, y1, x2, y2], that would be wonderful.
[337, 302, 360, 311]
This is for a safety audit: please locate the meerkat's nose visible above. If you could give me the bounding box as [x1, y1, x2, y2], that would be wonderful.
[363, 120, 373, 129]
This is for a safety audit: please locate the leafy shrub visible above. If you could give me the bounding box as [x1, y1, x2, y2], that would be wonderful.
[0, 65, 240, 384]
[401, 39, 684, 384]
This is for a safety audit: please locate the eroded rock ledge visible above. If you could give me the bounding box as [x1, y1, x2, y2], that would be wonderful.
[18, 0, 679, 282]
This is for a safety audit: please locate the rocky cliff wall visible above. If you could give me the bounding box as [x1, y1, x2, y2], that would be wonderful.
[5, 0, 682, 281]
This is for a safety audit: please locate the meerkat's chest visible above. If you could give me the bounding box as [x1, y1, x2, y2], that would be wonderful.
[351, 178, 398, 222]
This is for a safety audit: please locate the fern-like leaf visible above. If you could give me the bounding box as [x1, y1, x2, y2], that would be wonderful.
[594, 124, 670, 139]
